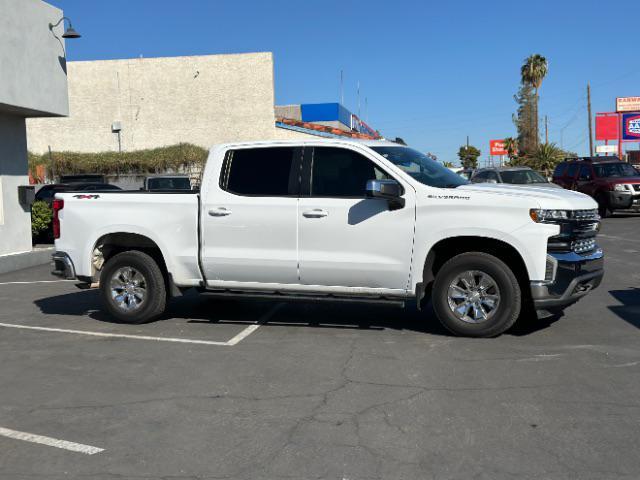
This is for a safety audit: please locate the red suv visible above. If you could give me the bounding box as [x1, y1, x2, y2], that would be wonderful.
[552, 157, 640, 217]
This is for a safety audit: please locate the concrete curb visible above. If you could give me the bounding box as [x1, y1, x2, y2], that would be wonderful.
[0, 247, 54, 275]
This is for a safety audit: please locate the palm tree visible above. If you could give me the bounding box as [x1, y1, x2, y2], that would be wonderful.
[503, 137, 519, 164]
[530, 142, 563, 176]
[520, 54, 548, 150]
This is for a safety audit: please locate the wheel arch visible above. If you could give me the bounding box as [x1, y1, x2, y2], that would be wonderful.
[416, 236, 531, 307]
[89, 231, 179, 296]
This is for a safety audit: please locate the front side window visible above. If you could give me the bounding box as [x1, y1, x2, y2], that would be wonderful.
[371, 146, 467, 188]
[593, 162, 638, 178]
[311, 147, 389, 197]
[224, 147, 297, 196]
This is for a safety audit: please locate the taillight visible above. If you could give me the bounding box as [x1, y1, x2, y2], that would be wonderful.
[52, 199, 64, 239]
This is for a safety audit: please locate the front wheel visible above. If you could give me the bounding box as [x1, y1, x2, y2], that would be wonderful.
[100, 250, 167, 324]
[432, 252, 521, 337]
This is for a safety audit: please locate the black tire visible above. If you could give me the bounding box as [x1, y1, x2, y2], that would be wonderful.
[432, 252, 521, 337]
[596, 194, 612, 218]
[100, 250, 167, 324]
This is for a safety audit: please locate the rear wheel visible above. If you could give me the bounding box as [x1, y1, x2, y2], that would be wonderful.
[596, 193, 612, 218]
[100, 250, 166, 324]
[432, 252, 521, 337]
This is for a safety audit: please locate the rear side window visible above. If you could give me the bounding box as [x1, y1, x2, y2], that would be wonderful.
[223, 147, 297, 196]
[311, 147, 389, 197]
[553, 163, 567, 177]
[565, 163, 578, 178]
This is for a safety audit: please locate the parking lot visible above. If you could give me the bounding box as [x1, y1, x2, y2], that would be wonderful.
[0, 216, 639, 480]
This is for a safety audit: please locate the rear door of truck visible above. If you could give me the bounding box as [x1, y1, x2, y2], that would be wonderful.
[200, 146, 302, 286]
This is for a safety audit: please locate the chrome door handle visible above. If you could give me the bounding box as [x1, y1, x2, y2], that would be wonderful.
[303, 209, 328, 218]
[208, 207, 232, 217]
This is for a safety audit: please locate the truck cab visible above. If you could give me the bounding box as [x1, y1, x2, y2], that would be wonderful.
[52, 139, 604, 337]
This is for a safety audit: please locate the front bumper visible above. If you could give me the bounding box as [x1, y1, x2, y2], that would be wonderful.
[605, 191, 635, 210]
[51, 251, 77, 280]
[531, 249, 604, 311]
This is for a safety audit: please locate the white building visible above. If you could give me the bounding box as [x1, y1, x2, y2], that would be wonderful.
[27, 52, 315, 155]
[0, 0, 70, 258]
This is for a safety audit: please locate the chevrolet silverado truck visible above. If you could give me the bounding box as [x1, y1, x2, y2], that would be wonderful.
[51, 139, 604, 337]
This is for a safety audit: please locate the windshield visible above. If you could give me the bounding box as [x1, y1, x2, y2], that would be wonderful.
[500, 170, 548, 184]
[593, 163, 638, 178]
[371, 146, 468, 188]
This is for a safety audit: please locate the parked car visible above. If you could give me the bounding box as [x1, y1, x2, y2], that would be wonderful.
[143, 175, 192, 191]
[36, 182, 121, 205]
[552, 157, 640, 217]
[456, 168, 475, 180]
[59, 174, 106, 184]
[471, 167, 560, 188]
[52, 139, 603, 338]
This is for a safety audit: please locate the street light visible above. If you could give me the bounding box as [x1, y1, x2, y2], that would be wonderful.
[49, 16, 81, 39]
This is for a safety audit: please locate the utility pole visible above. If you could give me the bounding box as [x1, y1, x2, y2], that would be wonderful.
[357, 81, 361, 118]
[545, 115, 548, 144]
[587, 83, 594, 156]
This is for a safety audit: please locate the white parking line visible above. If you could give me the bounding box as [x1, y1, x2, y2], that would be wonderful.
[0, 427, 104, 455]
[0, 303, 284, 346]
[0, 280, 75, 286]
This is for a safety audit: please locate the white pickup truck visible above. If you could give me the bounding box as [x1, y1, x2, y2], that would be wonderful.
[51, 139, 604, 337]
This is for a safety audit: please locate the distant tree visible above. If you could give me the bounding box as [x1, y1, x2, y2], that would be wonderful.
[442, 161, 455, 168]
[527, 142, 564, 175]
[458, 145, 481, 169]
[513, 82, 537, 156]
[520, 54, 548, 151]
[503, 137, 519, 164]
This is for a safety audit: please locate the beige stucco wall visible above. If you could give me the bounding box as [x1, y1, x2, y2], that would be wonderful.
[27, 52, 283, 153]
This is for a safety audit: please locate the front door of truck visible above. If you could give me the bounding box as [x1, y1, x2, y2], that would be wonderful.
[201, 146, 301, 286]
[297, 146, 415, 290]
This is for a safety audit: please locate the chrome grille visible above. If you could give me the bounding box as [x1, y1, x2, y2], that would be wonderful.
[570, 209, 599, 221]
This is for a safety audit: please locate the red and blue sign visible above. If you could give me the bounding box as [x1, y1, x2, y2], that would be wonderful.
[622, 113, 640, 140]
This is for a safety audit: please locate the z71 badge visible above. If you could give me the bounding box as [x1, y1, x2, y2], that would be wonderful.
[72, 194, 100, 199]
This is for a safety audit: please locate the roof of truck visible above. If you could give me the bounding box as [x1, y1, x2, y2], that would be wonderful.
[213, 138, 403, 150]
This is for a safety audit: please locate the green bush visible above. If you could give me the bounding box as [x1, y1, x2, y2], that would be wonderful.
[31, 201, 53, 237]
[28, 143, 208, 179]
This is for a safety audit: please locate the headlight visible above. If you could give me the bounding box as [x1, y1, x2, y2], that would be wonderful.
[613, 184, 630, 192]
[530, 209, 569, 223]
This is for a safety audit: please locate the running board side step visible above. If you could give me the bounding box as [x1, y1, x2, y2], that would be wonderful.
[202, 290, 407, 307]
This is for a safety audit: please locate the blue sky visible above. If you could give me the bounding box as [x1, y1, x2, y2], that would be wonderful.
[49, 0, 640, 164]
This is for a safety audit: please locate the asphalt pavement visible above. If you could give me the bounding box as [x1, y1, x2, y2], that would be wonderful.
[0, 215, 639, 480]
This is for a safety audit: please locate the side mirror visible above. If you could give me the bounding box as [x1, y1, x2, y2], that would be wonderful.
[366, 179, 405, 210]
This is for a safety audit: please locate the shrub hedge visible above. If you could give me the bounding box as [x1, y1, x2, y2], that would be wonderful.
[28, 143, 208, 180]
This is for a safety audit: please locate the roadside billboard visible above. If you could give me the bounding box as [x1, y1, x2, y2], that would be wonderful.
[489, 139, 508, 156]
[622, 113, 640, 140]
[595, 113, 619, 141]
[616, 97, 640, 112]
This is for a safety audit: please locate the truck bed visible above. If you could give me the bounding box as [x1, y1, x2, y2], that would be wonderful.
[55, 192, 203, 286]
